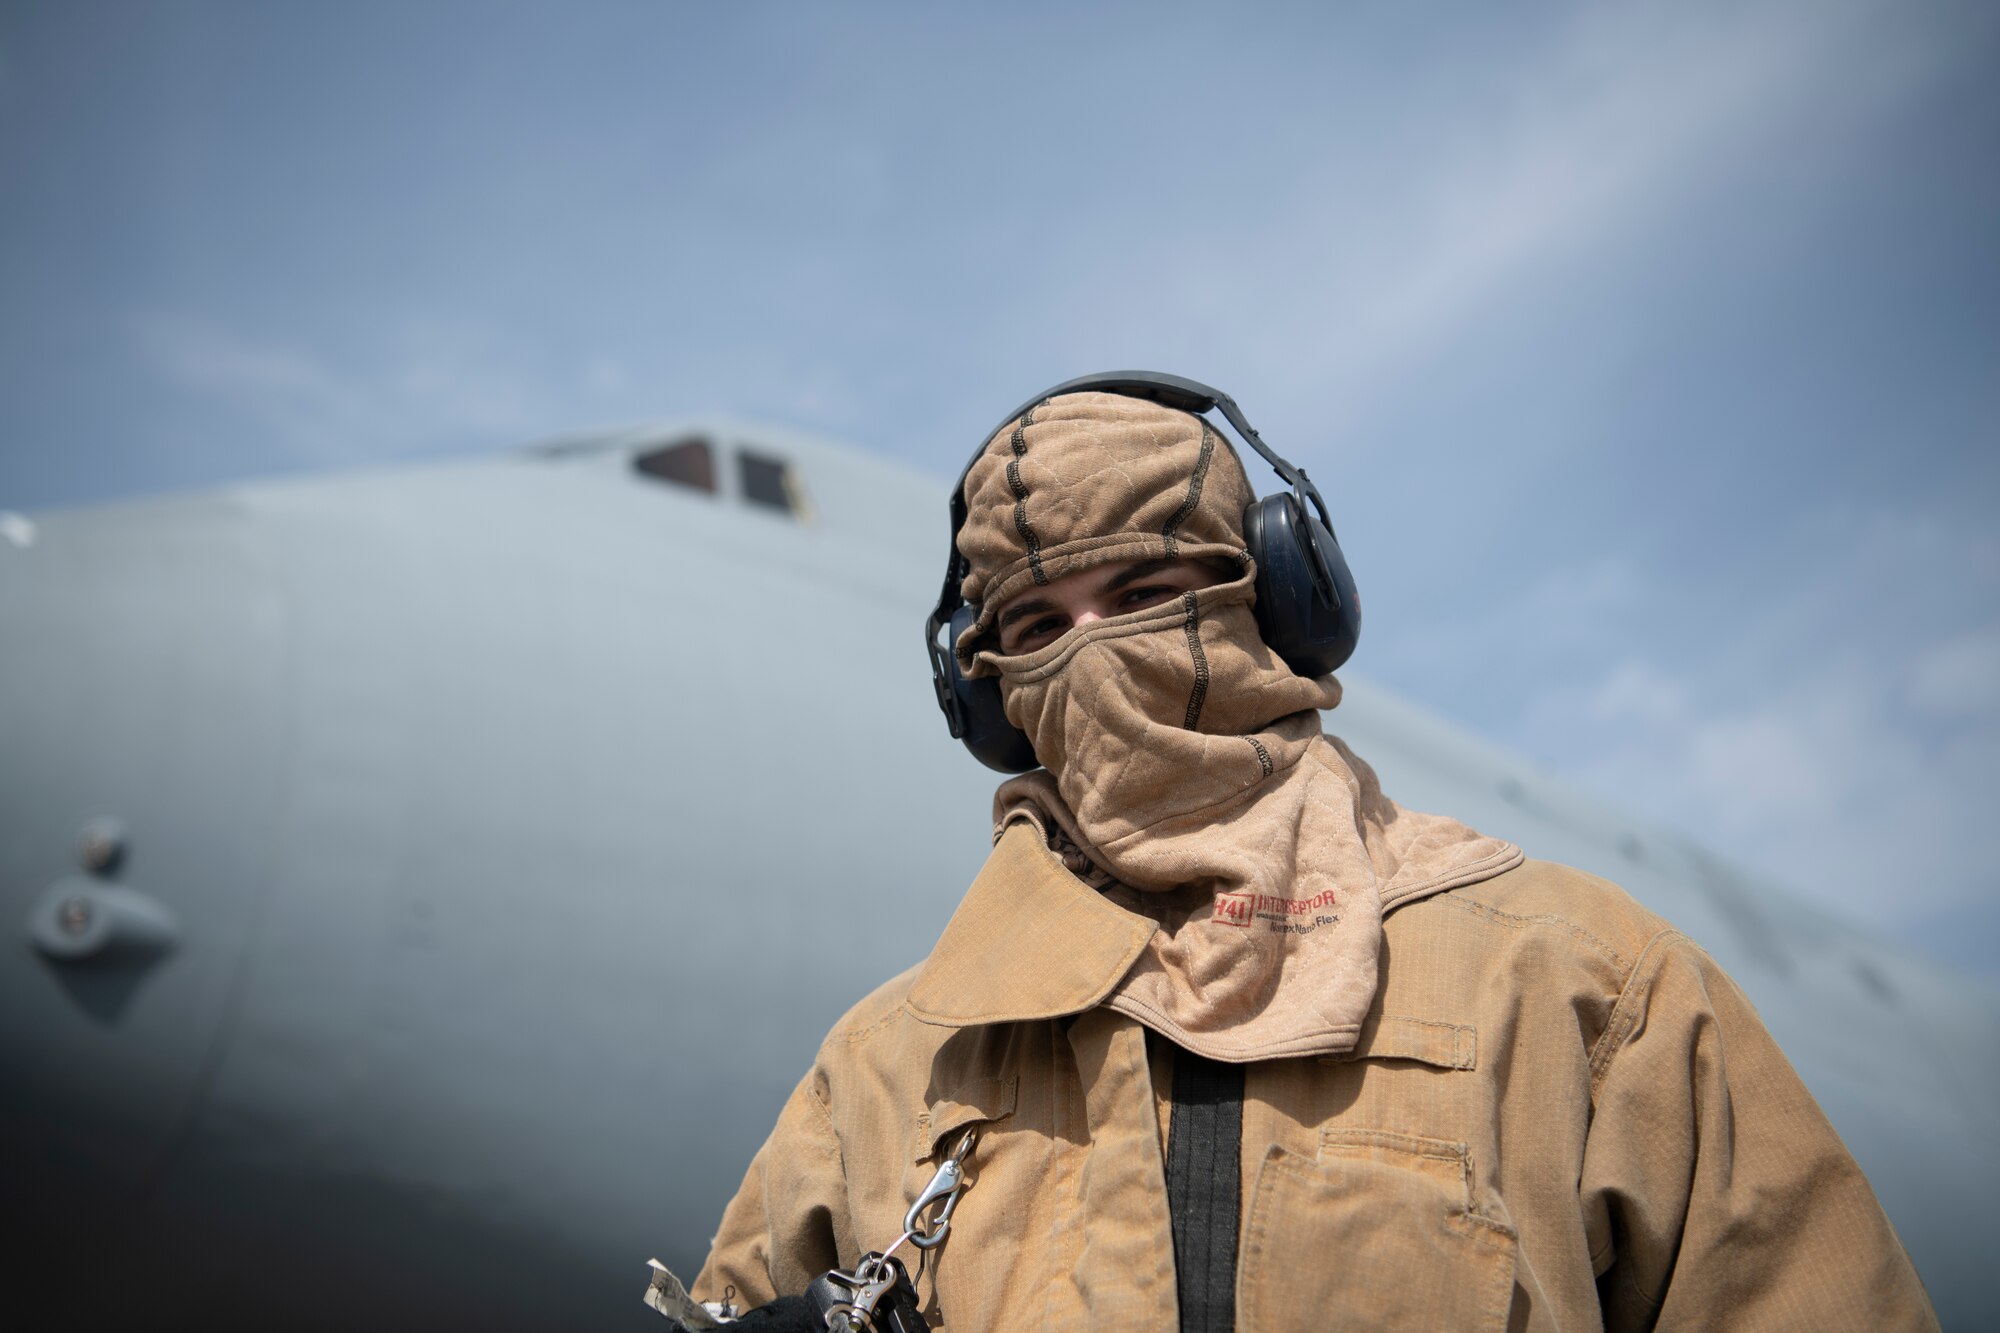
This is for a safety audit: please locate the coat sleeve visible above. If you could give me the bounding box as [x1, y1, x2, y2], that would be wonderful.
[1579, 930, 1938, 1331]
[692, 1066, 857, 1308]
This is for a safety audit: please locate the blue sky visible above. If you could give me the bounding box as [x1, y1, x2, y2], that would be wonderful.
[2, 0, 1996, 967]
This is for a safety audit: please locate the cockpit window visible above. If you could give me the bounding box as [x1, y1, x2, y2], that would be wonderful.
[738, 449, 811, 520]
[633, 438, 717, 493]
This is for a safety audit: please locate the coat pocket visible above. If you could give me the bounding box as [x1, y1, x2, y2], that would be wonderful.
[910, 1075, 1017, 1165]
[898, 1075, 1019, 1246]
[1238, 1131, 1518, 1333]
[900, 1078, 1020, 1327]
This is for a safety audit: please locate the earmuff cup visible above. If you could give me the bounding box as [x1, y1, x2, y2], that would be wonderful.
[946, 493, 1360, 774]
[1242, 491, 1360, 680]
[947, 601, 1040, 774]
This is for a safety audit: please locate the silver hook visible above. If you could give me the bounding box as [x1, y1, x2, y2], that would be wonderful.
[904, 1127, 979, 1250]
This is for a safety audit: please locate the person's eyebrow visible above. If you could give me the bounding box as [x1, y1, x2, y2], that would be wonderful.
[1099, 557, 1180, 594]
[997, 596, 1059, 633]
[997, 559, 1187, 635]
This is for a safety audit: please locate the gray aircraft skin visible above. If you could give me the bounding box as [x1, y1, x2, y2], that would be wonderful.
[2, 421, 1994, 1330]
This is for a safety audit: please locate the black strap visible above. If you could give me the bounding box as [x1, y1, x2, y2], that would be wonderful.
[1166, 1045, 1245, 1333]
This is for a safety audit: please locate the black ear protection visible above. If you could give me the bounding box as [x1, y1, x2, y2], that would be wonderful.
[924, 371, 1361, 773]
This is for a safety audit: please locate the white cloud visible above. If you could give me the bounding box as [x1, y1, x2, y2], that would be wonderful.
[1908, 628, 2000, 718]
[1172, 0, 1975, 441]
[127, 311, 559, 464]
[129, 312, 366, 460]
[1521, 505, 2000, 925]
[1581, 659, 1689, 730]
[584, 358, 630, 394]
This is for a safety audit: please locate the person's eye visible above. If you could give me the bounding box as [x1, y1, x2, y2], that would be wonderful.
[1118, 584, 1181, 610]
[1007, 615, 1067, 652]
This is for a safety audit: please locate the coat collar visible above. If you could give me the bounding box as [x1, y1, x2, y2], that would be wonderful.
[906, 821, 1157, 1028]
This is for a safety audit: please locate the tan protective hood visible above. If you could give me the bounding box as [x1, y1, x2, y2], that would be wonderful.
[957, 391, 1520, 1061]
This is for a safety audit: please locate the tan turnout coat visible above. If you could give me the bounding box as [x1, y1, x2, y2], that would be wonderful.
[694, 823, 1936, 1331]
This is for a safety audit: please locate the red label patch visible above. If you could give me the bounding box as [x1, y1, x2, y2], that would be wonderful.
[1214, 892, 1254, 928]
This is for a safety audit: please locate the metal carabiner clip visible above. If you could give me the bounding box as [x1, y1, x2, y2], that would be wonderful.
[903, 1127, 978, 1251]
[807, 1251, 915, 1333]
